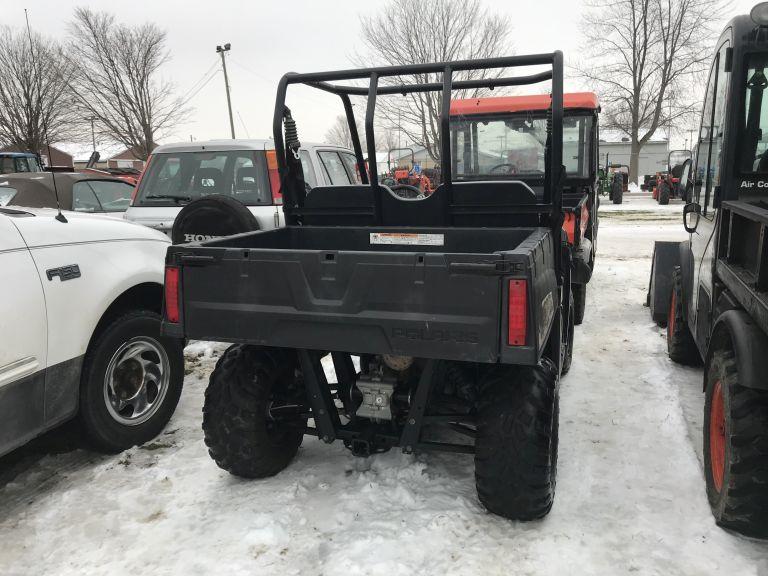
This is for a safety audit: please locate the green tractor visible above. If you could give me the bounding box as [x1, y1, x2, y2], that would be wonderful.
[597, 155, 627, 204]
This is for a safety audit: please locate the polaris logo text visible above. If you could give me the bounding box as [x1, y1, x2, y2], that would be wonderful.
[391, 327, 479, 344]
[184, 234, 221, 242]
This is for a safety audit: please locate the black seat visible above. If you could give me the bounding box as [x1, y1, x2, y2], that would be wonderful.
[451, 180, 540, 227]
[193, 167, 223, 194]
[302, 185, 375, 225]
[236, 166, 260, 191]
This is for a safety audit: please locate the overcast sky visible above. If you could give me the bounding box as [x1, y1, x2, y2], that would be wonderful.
[4, 0, 760, 154]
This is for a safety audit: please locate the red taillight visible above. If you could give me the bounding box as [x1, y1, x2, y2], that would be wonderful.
[508, 279, 527, 346]
[164, 266, 180, 323]
[131, 154, 152, 205]
[266, 149, 282, 203]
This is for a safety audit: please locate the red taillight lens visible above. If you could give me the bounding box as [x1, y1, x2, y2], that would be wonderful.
[164, 266, 180, 323]
[508, 279, 527, 346]
[266, 149, 282, 203]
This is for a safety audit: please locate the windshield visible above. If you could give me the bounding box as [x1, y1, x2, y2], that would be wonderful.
[741, 53, 768, 173]
[451, 114, 593, 179]
[134, 150, 271, 206]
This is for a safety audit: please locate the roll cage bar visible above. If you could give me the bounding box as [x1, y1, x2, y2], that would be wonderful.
[272, 51, 564, 227]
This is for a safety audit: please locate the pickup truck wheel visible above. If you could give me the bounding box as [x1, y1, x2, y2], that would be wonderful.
[202, 345, 306, 479]
[667, 267, 700, 365]
[572, 283, 586, 326]
[704, 348, 768, 537]
[79, 310, 184, 453]
[475, 359, 559, 520]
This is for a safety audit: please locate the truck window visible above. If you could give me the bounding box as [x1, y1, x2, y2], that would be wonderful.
[340, 152, 363, 184]
[705, 43, 730, 215]
[299, 150, 318, 188]
[87, 180, 134, 212]
[318, 151, 351, 185]
[0, 187, 17, 206]
[72, 181, 104, 212]
[694, 53, 719, 209]
[135, 150, 271, 206]
[741, 52, 768, 175]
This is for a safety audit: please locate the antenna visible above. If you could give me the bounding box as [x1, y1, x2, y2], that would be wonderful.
[25, 8, 66, 223]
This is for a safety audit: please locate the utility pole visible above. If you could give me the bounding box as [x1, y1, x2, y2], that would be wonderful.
[216, 43, 236, 139]
[90, 118, 96, 152]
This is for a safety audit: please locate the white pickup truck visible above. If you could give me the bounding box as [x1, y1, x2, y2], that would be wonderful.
[0, 206, 183, 457]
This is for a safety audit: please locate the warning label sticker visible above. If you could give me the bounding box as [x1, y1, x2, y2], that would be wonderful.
[369, 232, 445, 246]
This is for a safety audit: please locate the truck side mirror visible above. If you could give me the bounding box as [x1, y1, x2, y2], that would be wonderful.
[683, 202, 700, 233]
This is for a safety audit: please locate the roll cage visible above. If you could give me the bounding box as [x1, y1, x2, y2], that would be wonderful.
[271, 52, 565, 233]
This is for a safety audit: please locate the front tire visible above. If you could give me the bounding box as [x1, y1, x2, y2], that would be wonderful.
[667, 267, 700, 365]
[203, 345, 307, 478]
[475, 359, 559, 520]
[79, 310, 184, 453]
[704, 348, 768, 537]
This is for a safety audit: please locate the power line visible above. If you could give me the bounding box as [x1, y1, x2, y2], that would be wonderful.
[178, 68, 221, 109]
[228, 58, 342, 114]
[236, 111, 251, 138]
[179, 59, 220, 102]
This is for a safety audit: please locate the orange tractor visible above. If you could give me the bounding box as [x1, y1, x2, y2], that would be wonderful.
[382, 147, 433, 198]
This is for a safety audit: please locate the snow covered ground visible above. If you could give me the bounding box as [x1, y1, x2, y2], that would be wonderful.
[2, 197, 768, 575]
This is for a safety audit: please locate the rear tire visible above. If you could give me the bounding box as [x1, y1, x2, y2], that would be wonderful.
[667, 267, 700, 365]
[704, 348, 768, 537]
[202, 345, 307, 478]
[475, 359, 559, 520]
[611, 175, 623, 204]
[658, 181, 670, 205]
[572, 283, 586, 326]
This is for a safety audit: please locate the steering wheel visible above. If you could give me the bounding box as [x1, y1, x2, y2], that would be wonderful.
[489, 163, 517, 175]
[387, 184, 424, 199]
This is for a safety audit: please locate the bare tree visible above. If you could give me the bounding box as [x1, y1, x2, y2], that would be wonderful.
[67, 8, 186, 160]
[357, 0, 513, 163]
[577, 0, 724, 182]
[324, 115, 361, 149]
[0, 27, 79, 152]
[323, 114, 398, 154]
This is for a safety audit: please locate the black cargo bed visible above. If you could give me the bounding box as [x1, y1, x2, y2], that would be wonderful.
[168, 226, 555, 364]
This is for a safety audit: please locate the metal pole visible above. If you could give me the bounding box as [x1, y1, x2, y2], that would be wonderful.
[216, 43, 236, 139]
[90, 118, 96, 152]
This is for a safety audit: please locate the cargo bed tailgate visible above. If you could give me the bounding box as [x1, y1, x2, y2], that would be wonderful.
[173, 248, 507, 362]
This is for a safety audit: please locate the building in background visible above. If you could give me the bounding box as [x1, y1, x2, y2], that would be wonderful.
[598, 139, 669, 182]
[107, 147, 147, 170]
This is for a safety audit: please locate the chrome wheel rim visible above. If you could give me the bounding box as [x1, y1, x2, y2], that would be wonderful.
[103, 336, 170, 426]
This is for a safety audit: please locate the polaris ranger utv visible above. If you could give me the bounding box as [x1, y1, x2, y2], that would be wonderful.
[648, 4, 768, 536]
[163, 52, 573, 520]
[450, 92, 599, 324]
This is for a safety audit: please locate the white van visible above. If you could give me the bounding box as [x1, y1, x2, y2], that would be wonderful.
[124, 139, 360, 237]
